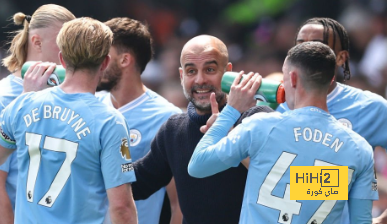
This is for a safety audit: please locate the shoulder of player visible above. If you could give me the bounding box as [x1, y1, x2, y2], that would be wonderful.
[0, 74, 16, 85]
[335, 121, 374, 155]
[340, 83, 387, 106]
[95, 90, 109, 101]
[14, 91, 36, 103]
[239, 110, 283, 128]
[81, 98, 127, 123]
[235, 105, 274, 125]
[0, 76, 22, 96]
[144, 89, 182, 113]
[243, 105, 275, 115]
[0, 91, 35, 118]
[0, 75, 10, 87]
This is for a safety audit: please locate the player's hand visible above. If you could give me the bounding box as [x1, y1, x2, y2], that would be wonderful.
[23, 61, 56, 93]
[200, 92, 219, 134]
[373, 215, 387, 224]
[228, 71, 262, 113]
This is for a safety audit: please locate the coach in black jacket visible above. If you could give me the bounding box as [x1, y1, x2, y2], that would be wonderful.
[131, 35, 273, 224]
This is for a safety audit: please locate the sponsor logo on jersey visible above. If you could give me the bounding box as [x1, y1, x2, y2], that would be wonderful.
[121, 162, 134, 173]
[129, 129, 142, 147]
[0, 126, 15, 144]
[372, 181, 378, 191]
[120, 138, 131, 160]
[338, 118, 353, 129]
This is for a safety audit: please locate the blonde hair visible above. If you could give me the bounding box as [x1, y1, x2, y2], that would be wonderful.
[56, 17, 113, 72]
[2, 4, 75, 72]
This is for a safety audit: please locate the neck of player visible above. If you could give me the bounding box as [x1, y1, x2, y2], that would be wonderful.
[110, 70, 146, 109]
[294, 90, 329, 113]
[60, 70, 102, 94]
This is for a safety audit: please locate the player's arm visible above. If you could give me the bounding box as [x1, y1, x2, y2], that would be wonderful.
[166, 178, 182, 224]
[189, 72, 261, 177]
[0, 170, 13, 224]
[188, 102, 250, 177]
[235, 104, 274, 170]
[201, 110, 251, 170]
[100, 114, 137, 224]
[348, 141, 379, 223]
[373, 209, 387, 224]
[0, 142, 14, 224]
[199, 72, 270, 171]
[241, 157, 250, 169]
[107, 183, 137, 224]
[348, 198, 373, 223]
[0, 103, 17, 165]
[0, 145, 14, 166]
[0, 103, 16, 224]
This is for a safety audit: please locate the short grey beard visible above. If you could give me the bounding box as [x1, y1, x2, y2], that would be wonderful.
[182, 85, 226, 113]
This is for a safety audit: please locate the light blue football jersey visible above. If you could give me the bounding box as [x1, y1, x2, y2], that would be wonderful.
[277, 83, 387, 150]
[0, 86, 136, 224]
[98, 88, 181, 224]
[0, 74, 23, 210]
[189, 105, 378, 224]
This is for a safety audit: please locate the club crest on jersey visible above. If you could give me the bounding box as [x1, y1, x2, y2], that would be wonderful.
[47, 74, 60, 86]
[129, 129, 142, 147]
[338, 118, 353, 129]
[120, 138, 131, 161]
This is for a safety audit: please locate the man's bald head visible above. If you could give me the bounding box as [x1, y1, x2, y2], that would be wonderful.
[180, 35, 228, 66]
[178, 35, 231, 114]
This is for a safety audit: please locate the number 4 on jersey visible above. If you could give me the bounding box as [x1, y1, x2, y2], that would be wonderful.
[257, 152, 354, 224]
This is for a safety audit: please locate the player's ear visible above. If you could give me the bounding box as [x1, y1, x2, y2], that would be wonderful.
[179, 67, 183, 84]
[290, 71, 297, 88]
[31, 34, 42, 52]
[100, 55, 110, 71]
[120, 53, 132, 68]
[330, 76, 335, 85]
[59, 52, 66, 68]
[226, 62, 232, 72]
[336, 50, 349, 67]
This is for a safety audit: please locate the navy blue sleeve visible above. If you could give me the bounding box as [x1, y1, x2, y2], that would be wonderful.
[131, 123, 173, 200]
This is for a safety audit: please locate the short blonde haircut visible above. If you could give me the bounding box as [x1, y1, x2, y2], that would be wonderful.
[56, 17, 113, 72]
[2, 4, 75, 72]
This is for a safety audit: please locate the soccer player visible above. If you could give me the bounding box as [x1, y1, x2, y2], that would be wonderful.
[277, 18, 387, 151]
[0, 5, 75, 224]
[131, 35, 273, 223]
[276, 17, 387, 224]
[0, 17, 137, 224]
[98, 17, 182, 224]
[189, 42, 378, 224]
